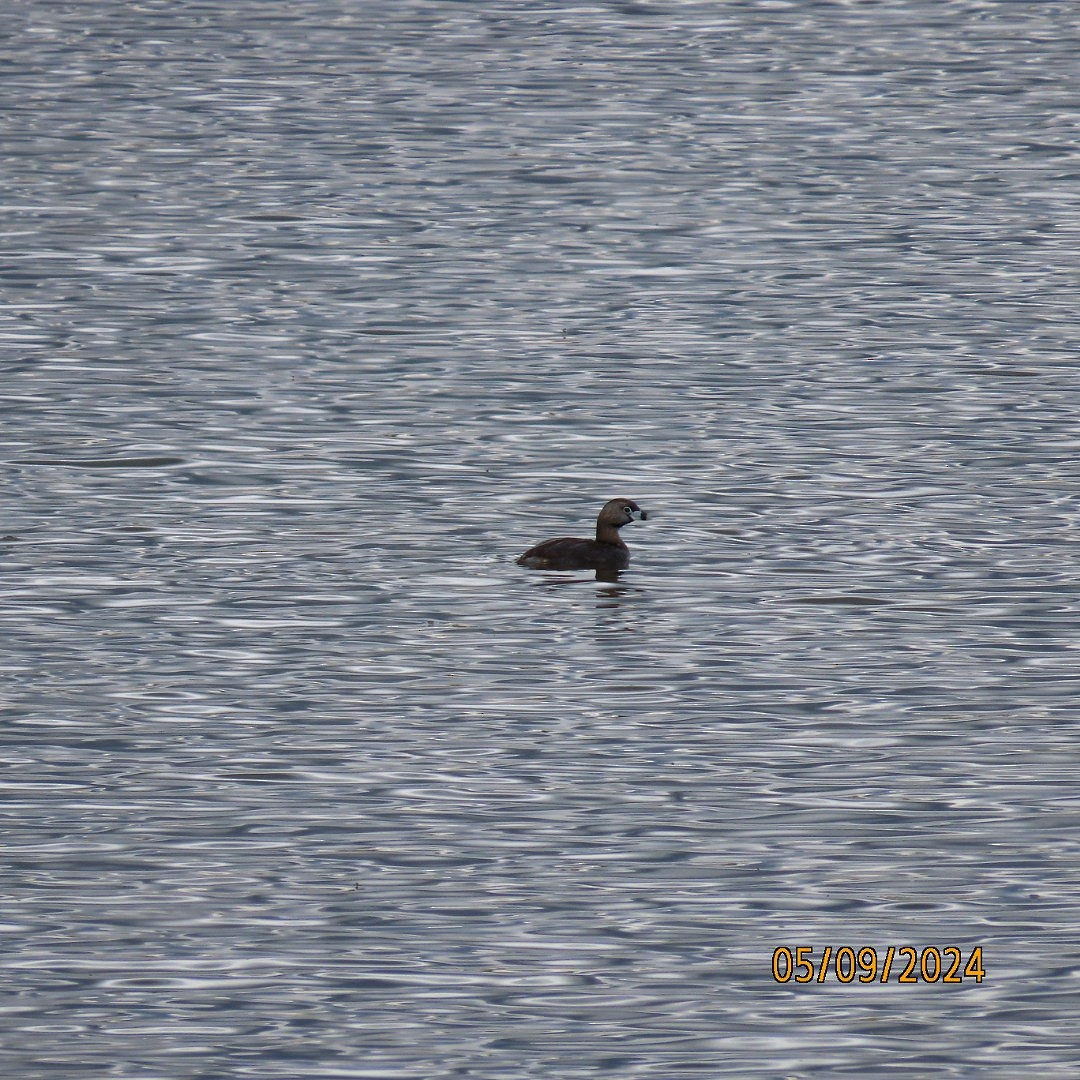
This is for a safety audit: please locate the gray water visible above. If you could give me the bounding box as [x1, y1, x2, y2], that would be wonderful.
[2, 1, 1078, 1077]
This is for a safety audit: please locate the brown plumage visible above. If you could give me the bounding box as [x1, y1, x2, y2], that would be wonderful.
[516, 498, 648, 571]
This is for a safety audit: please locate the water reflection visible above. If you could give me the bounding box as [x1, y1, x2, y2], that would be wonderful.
[2, 0, 1077, 1077]
[525, 567, 626, 586]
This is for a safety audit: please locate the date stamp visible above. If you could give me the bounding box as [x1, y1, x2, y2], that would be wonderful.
[772, 946, 985, 985]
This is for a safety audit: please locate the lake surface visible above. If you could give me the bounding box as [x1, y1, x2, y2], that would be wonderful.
[2, 1, 1078, 1077]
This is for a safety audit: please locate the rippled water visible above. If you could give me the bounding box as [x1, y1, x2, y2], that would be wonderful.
[2, 1, 1078, 1077]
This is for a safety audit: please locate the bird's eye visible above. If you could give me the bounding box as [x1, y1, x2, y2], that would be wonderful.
[623, 506, 633, 513]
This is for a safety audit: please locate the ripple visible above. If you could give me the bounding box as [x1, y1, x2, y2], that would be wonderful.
[12, 456, 185, 469]
[2, 1, 1077, 1077]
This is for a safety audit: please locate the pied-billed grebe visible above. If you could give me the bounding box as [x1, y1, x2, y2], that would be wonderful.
[516, 498, 648, 571]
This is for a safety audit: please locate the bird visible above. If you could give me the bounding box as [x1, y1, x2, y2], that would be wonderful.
[516, 498, 648, 571]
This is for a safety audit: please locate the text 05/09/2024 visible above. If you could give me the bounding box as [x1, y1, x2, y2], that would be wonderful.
[772, 946, 985, 985]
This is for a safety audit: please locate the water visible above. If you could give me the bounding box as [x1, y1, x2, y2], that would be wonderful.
[2, 1, 1078, 1076]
